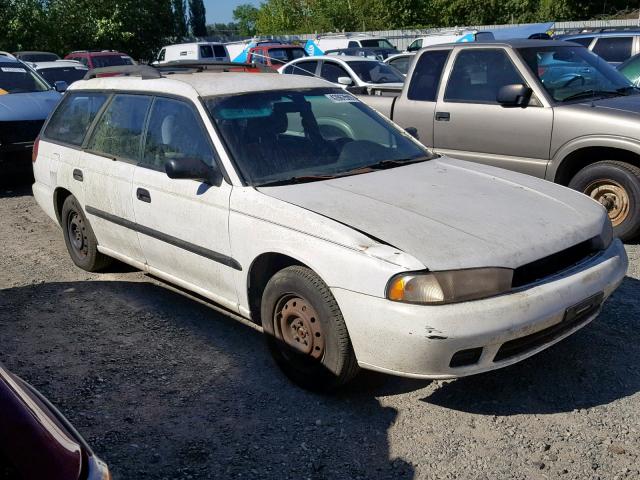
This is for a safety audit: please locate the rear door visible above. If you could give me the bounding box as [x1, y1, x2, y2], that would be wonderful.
[132, 96, 238, 309]
[432, 47, 552, 177]
[82, 93, 152, 264]
[392, 49, 450, 148]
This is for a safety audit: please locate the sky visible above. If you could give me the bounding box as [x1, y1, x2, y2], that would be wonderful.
[208, 0, 261, 24]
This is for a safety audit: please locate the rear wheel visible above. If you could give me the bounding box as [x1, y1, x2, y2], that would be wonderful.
[261, 266, 359, 391]
[568, 160, 640, 241]
[61, 195, 112, 272]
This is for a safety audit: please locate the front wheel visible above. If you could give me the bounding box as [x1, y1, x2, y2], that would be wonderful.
[261, 266, 359, 391]
[568, 160, 640, 241]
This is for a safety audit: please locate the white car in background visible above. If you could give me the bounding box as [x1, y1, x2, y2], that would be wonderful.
[154, 42, 229, 65]
[32, 67, 627, 392]
[281, 55, 405, 91]
[29, 60, 88, 91]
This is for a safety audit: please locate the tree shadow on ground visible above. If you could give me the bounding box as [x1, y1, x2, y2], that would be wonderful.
[0, 280, 419, 479]
[421, 276, 640, 416]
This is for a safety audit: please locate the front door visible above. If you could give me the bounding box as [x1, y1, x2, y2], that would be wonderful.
[132, 96, 238, 310]
[82, 93, 152, 264]
[433, 48, 553, 178]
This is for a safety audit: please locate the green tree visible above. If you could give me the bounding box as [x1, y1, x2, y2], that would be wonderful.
[189, 0, 207, 37]
[173, 0, 188, 39]
[233, 3, 260, 36]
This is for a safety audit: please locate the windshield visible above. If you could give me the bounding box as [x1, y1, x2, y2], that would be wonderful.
[38, 66, 87, 86]
[0, 62, 50, 94]
[206, 88, 432, 186]
[360, 39, 395, 49]
[346, 61, 404, 84]
[517, 45, 635, 102]
[267, 48, 307, 65]
[91, 55, 134, 68]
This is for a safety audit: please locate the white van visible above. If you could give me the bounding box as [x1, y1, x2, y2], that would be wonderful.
[154, 42, 229, 65]
[406, 30, 495, 52]
[305, 34, 396, 56]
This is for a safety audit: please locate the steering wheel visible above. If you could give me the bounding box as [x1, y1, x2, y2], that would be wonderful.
[561, 74, 585, 89]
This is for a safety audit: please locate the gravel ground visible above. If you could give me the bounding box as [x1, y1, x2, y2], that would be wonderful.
[1, 180, 639, 480]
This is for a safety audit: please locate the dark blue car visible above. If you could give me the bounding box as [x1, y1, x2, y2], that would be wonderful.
[0, 53, 61, 179]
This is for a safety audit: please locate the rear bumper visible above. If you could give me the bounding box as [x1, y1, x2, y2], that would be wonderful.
[333, 239, 628, 379]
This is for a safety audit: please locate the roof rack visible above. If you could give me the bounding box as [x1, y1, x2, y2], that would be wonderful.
[84, 65, 161, 80]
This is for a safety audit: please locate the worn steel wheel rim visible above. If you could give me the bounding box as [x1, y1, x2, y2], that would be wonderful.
[67, 211, 88, 257]
[584, 179, 630, 227]
[273, 294, 325, 360]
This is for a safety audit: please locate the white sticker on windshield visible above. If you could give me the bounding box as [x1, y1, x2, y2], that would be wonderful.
[325, 93, 359, 103]
[1, 67, 26, 73]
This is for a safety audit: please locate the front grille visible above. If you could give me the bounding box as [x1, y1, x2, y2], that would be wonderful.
[493, 292, 603, 362]
[511, 238, 599, 288]
[0, 119, 44, 145]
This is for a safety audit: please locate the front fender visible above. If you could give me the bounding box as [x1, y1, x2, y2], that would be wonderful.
[547, 134, 640, 181]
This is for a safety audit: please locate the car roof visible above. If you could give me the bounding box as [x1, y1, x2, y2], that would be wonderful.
[422, 39, 581, 49]
[13, 50, 58, 55]
[295, 55, 379, 62]
[254, 44, 304, 49]
[69, 72, 332, 97]
[70, 51, 130, 57]
[32, 60, 87, 69]
[562, 31, 640, 38]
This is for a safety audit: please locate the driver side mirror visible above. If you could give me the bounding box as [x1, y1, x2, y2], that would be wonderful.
[54, 81, 68, 93]
[497, 84, 533, 107]
[165, 157, 222, 185]
[337, 76, 353, 86]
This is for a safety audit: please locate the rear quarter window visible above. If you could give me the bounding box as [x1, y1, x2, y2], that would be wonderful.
[44, 92, 109, 146]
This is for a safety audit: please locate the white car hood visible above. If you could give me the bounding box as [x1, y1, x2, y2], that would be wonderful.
[257, 157, 607, 270]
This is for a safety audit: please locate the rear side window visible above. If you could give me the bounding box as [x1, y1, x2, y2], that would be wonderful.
[142, 97, 215, 170]
[407, 50, 450, 101]
[44, 92, 109, 146]
[286, 61, 318, 76]
[388, 56, 411, 75]
[213, 45, 227, 58]
[592, 37, 633, 62]
[157, 49, 166, 62]
[200, 45, 214, 58]
[87, 94, 152, 161]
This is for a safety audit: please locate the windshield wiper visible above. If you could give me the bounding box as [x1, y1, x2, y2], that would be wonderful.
[359, 155, 432, 171]
[561, 89, 627, 102]
[257, 174, 337, 187]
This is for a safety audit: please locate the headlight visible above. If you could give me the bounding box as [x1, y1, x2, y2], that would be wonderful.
[386, 268, 513, 305]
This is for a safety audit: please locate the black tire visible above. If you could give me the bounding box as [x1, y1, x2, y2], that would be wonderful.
[568, 160, 640, 242]
[261, 265, 359, 392]
[61, 195, 112, 272]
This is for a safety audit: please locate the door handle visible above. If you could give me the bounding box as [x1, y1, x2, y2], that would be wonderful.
[136, 188, 151, 203]
[435, 111, 450, 122]
[72, 169, 83, 182]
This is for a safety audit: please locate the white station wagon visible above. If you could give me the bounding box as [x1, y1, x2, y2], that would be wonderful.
[32, 66, 628, 391]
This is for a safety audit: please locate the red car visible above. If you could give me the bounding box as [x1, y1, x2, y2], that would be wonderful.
[247, 43, 307, 70]
[0, 362, 110, 479]
[64, 50, 135, 70]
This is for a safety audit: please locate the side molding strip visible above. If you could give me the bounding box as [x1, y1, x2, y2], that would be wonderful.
[85, 206, 242, 271]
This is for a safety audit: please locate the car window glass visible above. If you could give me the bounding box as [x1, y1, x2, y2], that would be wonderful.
[213, 45, 227, 58]
[91, 55, 134, 68]
[0, 62, 50, 93]
[44, 92, 109, 145]
[142, 97, 215, 171]
[287, 61, 317, 76]
[571, 37, 594, 47]
[207, 88, 432, 186]
[444, 49, 524, 103]
[389, 56, 410, 75]
[592, 37, 633, 63]
[321, 62, 350, 83]
[346, 61, 404, 83]
[200, 45, 214, 58]
[348, 41, 359, 48]
[158, 49, 166, 62]
[407, 50, 449, 101]
[38, 66, 87, 86]
[88, 94, 151, 161]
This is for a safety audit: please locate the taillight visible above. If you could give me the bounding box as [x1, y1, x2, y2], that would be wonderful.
[32, 135, 40, 163]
